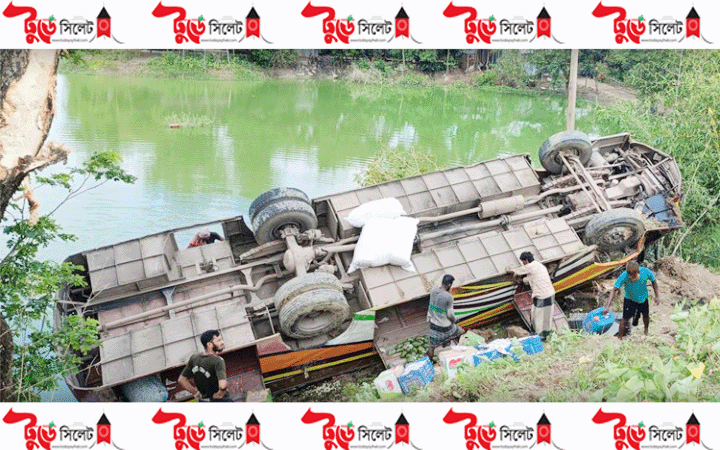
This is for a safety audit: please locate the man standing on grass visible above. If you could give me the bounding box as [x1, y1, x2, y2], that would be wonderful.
[604, 260, 660, 338]
[509, 251, 556, 338]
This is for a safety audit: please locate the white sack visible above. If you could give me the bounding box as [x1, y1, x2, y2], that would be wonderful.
[346, 198, 406, 228]
[347, 217, 418, 273]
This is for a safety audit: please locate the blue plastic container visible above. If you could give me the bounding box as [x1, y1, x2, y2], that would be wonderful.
[473, 346, 503, 365]
[397, 357, 435, 394]
[519, 335, 544, 355]
[583, 307, 615, 334]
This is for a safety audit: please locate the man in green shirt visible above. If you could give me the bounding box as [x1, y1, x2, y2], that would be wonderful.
[178, 329, 231, 401]
[603, 260, 660, 339]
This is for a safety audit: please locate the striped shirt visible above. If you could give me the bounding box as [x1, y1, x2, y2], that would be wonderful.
[512, 260, 555, 299]
[426, 286, 455, 331]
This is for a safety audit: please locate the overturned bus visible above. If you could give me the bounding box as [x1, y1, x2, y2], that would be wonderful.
[55, 131, 683, 401]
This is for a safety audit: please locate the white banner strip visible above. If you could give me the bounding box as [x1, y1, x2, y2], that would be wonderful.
[1, 402, 718, 450]
[0, 0, 717, 49]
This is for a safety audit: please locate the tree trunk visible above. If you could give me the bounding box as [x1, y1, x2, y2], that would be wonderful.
[0, 310, 12, 401]
[0, 49, 63, 401]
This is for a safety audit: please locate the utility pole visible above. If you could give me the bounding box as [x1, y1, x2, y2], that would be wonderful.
[567, 49, 579, 131]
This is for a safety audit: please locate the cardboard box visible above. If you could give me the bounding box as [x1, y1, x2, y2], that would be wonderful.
[438, 346, 479, 378]
[374, 366, 404, 400]
[397, 357, 435, 394]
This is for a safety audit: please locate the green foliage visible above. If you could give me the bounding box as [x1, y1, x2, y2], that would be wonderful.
[591, 50, 720, 266]
[472, 69, 501, 87]
[494, 50, 531, 88]
[355, 147, 440, 186]
[1, 151, 134, 401]
[592, 300, 720, 401]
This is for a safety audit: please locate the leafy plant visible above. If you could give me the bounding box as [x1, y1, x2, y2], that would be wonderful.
[1, 151, 135, 401]
[355, 146, 439, 186]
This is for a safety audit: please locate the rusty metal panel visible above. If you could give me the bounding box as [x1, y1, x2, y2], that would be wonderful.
[450, 181, 479, 205]
[495, 172, 523, 193]
[161, 316, 195, 344]
[465, 163, 492, 180]
[87, 248, 115, 271]
[140, 235, 167, 257]
[377, 181, 406, 199]
[361, 217, 585, 309]
[429, 186, 459, 208]
[412, 252, 442, 274]
[116, 260, 145, 285]
[143, 255, 167, 277]
[399, 177, 427, 195]
[132, 347, 166, 377]
[473, 177, 502, 197]
[114, 241, 142, 264]
[330, 191, 361, 212]
[101, 334, 131, 362]
[102, 360, 134, 386]
[445, 167, 471, 184]
[407, 191, 435, 213]
[130, 326, 162, 352]
[422, 172, 449, 190]
[191, 309, 220, 335]
[90, 268, 118, 291]
[165, 339, 197, 367]
[356, 187, 383, 204]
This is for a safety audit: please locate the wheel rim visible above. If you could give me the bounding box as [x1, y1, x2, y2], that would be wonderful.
[598, 223, 638, 247]
[293, 310, 336, 335]
[270, 222, 300, 240]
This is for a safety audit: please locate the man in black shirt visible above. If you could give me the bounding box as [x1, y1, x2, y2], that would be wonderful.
[178, 329, 231, 401]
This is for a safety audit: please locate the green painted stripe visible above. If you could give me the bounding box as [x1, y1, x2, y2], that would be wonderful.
[429, 304, 446, 314]
[353, 314, 375, 321]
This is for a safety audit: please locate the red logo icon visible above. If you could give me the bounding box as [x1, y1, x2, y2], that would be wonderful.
[592, 2, 646, 44]
[301, 2, 355, 44]
[592, 409, 646, 450]
[444, 409, 496, 450]
[152, 2, 206, 44]
[443, 3, 496, 44]
[152, 409, 206, 450]
[3, 409, 57, 450]
[2, 2, 56, 44]
[301, 409, 355, 450]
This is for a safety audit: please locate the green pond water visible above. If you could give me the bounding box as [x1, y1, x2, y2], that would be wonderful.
[40, 73, 597, 400]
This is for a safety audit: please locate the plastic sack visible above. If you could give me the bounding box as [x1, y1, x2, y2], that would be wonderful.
[346, 198, 406, 228]
[347, 217, 418, 273]
[121, 376, 169, 402]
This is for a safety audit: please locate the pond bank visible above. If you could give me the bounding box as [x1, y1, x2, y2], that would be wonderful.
[61, 51, 636, 107]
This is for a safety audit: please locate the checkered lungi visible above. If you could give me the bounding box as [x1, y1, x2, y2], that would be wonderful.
[429, 322, 464, 347]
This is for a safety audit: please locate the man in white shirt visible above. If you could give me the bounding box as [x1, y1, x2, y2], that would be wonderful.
[509, 252, 556, 338]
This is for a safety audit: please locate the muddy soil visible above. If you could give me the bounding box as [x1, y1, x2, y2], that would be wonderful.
[274, 256, 720, 402]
